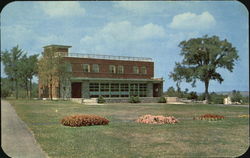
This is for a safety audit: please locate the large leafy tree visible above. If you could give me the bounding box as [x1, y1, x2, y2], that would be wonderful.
[170, 35, 239, 102]
[1, 45, 25, 99]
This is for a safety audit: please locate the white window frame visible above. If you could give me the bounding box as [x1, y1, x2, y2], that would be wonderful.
[109, 65, 116, 74]
[92, 64, 99, 73]
[133, 66, 139, 74]
[117, 65, 124, 74]
[141, 66, 147, 74]
[83, 64, 90, 72]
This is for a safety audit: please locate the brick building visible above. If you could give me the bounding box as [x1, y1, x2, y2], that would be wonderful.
[38, 45, 164, 99]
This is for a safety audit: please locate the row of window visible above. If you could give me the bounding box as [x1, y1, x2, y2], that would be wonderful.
[89, 83, 147, 98]
[67, 64, 147, 74]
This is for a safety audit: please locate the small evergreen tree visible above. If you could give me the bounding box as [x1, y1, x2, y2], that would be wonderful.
[97, 96, 105, 103]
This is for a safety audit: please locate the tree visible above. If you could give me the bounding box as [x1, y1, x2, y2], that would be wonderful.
[209, 92, 226, 104]
[170, 35, 239, 102]
[231, 90, 243, 103]
[165, 86, 177, 97]
[1, 78, 13, 98]
[18, 54, 39, 99]
[38, 48, 71, 100]
[1, 45, 25, 99]
[187, 91, 198, 100]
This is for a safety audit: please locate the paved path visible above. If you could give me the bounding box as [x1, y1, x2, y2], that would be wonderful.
[1, 100, 48, 158]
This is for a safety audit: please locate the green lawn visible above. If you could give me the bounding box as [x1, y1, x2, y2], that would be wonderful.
[8, 100, 249, 158]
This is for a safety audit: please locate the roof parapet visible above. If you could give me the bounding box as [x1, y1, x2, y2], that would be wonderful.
[65, 53, 153, 62]
[43, 45, 72, 48]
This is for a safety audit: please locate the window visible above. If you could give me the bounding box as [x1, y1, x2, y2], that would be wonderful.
[83, 64, 90, 72]
[100, 83, 109, 92]
[92, 64, 99, 73]
[120, 84, 129, 97]
[133, 66, 139, 74]
[109, 65, 116, 74]
[139, 84, 147, 97]
[100, 83, 110, 97]
[130, 83, 139, 96]
[89, 83, 99, 92]
[117, 65, 124, 74]
[111, 83, 119, 92]
[141, 66, 147, 74]
[111, 83, 119, 97]
[120, 84, 128, 91]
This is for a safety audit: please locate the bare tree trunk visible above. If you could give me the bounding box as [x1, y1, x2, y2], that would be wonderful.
[204, 80, 209, 103]
[29, 78, 32, 99]
[26, 80, 29, 98]
[50, 75, 53, 100]
[15, 79, 18, 99]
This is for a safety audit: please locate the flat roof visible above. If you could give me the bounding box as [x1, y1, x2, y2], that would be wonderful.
[66, 53, 153, 62]
[43, 45, 72, 48]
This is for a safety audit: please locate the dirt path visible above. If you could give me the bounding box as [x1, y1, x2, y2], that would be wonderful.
[1, 100, 48, 158]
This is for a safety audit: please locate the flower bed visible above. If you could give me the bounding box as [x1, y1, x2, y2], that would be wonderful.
[194, 114, 225, 121]
[136, 114, 179, 124]
[61, 114, 109, 127]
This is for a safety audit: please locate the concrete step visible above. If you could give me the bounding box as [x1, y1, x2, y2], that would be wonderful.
[83, 98, 97, 104]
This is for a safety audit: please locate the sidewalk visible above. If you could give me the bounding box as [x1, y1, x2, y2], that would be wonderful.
[1, 100, 48, 158]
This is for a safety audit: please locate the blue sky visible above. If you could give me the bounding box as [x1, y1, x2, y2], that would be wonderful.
[1, 1, 248, 93]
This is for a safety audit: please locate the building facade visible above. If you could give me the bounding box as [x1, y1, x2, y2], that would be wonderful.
[38, 45, 164, 99]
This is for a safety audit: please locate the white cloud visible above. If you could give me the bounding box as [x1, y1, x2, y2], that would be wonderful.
[169, 11, 216, 30]
[38, 1, 85, 17]
[1, 25, 34, 48]
[113, 1, 166, 14]
[80, 21, 166, 53]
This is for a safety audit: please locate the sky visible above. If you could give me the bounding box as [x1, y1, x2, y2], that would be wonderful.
[1, 1, 249, 93]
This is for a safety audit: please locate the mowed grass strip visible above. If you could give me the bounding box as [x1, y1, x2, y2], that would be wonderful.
[8, 100, 249, 158]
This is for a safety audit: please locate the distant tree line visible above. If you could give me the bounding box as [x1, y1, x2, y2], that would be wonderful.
[164, 87, 249, 104]
[163, 86, 199, 100]
[1, 45, 39, 99]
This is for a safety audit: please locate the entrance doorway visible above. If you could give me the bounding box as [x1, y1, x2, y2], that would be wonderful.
[153, 83, 161, 97]
[71, 82, 82, 98]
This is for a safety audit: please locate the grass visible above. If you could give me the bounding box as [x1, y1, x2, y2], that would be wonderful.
[7, 99, 249, 158]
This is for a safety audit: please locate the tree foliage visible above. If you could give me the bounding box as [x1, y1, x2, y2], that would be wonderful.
[231, 90, 243, 103]
[1, 78, 13, 98]
[208, 92, 226, 104]
[170, 35, 239, 101]
[1, 46, 39, 99]
[1, 45, 25, 99]
[18, 54, 39, 98]
[38, 48, 72, 100]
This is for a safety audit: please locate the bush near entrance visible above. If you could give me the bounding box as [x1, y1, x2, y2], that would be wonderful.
[158, 97, 167, 103]
[129, 96, 141, 103]
[97, 96, 106, 103]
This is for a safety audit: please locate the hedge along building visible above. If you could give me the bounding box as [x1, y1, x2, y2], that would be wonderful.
[38, 45, 164, 99]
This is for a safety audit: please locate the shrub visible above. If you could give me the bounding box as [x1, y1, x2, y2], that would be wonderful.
[158, 97, 166, 103]
[129, 96, 141, 103]
[97, 96, 105, 103]
[209, 92, 226, 104]
[231, 90, 243, 103]
[61, 114, 109, 127]
[1, 87, 12, 98]
[187, 91, 198, 100]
